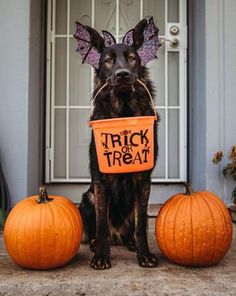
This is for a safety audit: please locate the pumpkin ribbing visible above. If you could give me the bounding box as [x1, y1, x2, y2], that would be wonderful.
[4, 188, 82, 270]
[156, 184, 233, 266]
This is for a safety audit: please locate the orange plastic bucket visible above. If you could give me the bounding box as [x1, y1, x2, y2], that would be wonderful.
[89, 79, 158, 174]
[89, 116, 156, 173]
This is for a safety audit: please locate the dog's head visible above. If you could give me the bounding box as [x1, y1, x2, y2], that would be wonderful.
[74, 17, 161, 92]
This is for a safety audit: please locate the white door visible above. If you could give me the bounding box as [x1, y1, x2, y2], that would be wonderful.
[45, 0, 187, 186]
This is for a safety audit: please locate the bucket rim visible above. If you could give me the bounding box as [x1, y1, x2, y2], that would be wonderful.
[89, 115, 157, 127]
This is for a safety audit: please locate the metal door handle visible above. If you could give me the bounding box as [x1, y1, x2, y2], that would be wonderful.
[159, 36, 179, 48]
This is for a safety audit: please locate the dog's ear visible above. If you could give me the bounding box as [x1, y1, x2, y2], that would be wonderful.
[123, 17, 161, 66]
[102, 30, 116, 47]
[131, 18, 148, 50]
[74, 22, 105, 69]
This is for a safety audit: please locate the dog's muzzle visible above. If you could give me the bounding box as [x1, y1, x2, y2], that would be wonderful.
[115, 69, 131, 81]
[109, 68, 137, 89]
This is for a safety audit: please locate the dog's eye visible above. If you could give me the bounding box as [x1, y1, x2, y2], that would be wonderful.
[128, 56, 136, 62]
[105, 57, 113, 64]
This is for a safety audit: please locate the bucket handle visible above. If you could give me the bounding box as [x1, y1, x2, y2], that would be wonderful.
[92, 82, 109, 103]
[91, 79, 157, 120]
[136, 79, 158, 120]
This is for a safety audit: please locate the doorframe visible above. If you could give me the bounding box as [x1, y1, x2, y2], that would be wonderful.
[44, 0, 188, 184]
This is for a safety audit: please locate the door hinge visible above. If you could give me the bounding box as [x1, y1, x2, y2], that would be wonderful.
[46, 147, 52, 162]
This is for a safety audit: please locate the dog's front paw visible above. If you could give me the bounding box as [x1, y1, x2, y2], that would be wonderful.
[127, 237, 136, 252]
[137, 252, 158, 268]
[90, 239, 96, 253]
[90, 254, 112, 270]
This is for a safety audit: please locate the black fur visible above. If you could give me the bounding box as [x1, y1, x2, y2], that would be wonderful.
[78, 21, 159, 270]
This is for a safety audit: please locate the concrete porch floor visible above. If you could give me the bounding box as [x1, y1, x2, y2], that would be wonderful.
[0, 219, 235, 296]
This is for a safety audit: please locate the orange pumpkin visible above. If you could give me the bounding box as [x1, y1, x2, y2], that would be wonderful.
[4, 187, 82, 269]
[155, 183, 233, 266]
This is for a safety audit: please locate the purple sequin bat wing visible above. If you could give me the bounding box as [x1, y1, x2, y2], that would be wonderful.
[74, 22, 101, 69]
[137, 17, 161, 66]
[122, 17, 161, 66]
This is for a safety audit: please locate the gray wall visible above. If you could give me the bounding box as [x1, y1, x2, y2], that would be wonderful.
[188, 0, 206, 190]
[27, 0, 45, 200]
[0, 0, 44, 204]
[0, 0, 235, 205]
[189, 0, 236, 204]
[0, 0, 30, 204]
[219, 0, 236, 202]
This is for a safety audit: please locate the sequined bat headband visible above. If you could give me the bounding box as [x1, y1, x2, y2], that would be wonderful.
[74, 17, 161, 69]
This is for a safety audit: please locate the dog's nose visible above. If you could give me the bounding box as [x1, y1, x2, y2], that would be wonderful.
[115, 69, 131, 80]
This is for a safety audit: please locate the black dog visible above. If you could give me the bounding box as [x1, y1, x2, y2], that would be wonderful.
[74, 17, 161, 270]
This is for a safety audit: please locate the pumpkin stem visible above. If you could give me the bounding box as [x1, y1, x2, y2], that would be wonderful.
[37, 187, 53, 204]
[183, 182, 194, 195]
